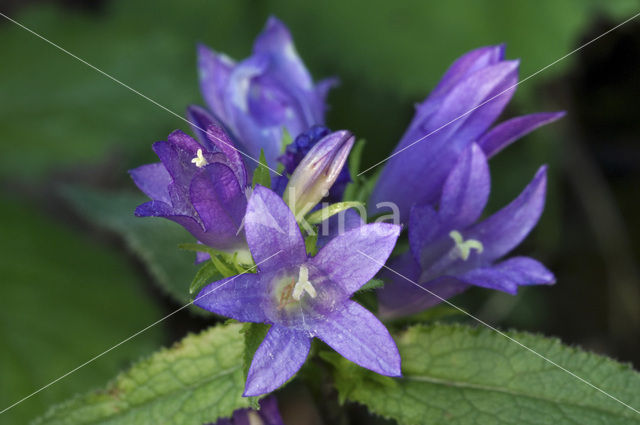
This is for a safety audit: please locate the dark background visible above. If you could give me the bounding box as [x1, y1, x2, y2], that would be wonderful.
[1, 0, 639, 424]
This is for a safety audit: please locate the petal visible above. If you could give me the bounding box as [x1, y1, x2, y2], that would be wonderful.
[408, 204, 442, 259]
[253, 16, 314, 92]
[185, 104, 222, 150]
[315, 77, 339, 118]
[190, 163, 247, 251]
[257, 396, 286, 425]
[426, 44, 505, 110]
[478, 111, 566, 158]
[244, 326, 311, 396]
[203, 124, 248, 188]
[135, 200, 207, 243]
[379, 271, 470, 319]
[153, 131, 221, 189]
[369, 61, 519, 221]
[429, 60, 519, 143]
[467, 166, 547, 262]
[439, 143, 490, 229]
[311, 223, 401, 296]
[129, 162, 171, 204]
[316, 208, 364, 249]
[245, 185, 306, 272]
[313, 300, 401, 376]
[194, 273, 267, 322]
[197, 43, 235, 124]
[224, 54, 283, 166]
[459, 256, 555, 294]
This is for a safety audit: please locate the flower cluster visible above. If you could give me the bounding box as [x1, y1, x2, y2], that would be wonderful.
[131, 16, 562, 410]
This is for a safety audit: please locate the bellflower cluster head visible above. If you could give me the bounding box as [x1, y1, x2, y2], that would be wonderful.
[378, 143, 555, 318]
[195, 185, 401, 396]
[190, 16, 336, 168]
[369, 44, 564, 222]
[130, 125, 250, 255]
[211, 396, 284, 425]
[282, 129, 354, 217]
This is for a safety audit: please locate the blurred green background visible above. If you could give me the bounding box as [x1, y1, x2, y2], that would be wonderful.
[1, 0, 639, 423]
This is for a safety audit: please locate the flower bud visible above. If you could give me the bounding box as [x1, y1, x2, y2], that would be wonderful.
[283, 130, 354, 217]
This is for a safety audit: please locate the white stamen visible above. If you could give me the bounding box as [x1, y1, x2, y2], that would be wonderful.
[191, 149, 208, 168]
[449, 230, 484, 261]
[292, 265, 316, 300]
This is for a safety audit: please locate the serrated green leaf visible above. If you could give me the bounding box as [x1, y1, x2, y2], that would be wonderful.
[33, 323, 254, 425]
[306, 202, 364, 225]
[252, 149, 272, 189]
[188, 260, 222, 295]
[61, 186, 199, 306]
[332, 324, 640, 424]
[0, 196, 162, 425]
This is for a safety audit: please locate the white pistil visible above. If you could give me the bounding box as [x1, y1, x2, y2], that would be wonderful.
[449, 230, 484, 261]
[191, 149, 208, 168]
[292, 265, 316, 301]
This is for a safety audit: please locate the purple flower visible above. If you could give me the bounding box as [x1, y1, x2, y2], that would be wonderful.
[282, 130, 354, 217]
[377, 143, 555, 318]
[275, 125, 352, 204]
[130, 125, 250, 255]
[195, 185, 401, 396]
[368, 45, 564, 223]
[212, 396, 284, 425]
[190, 16, 336, 168]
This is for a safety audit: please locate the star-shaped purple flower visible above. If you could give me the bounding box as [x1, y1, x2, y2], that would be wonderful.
[130, 125, 250, 254]
[195, 185, 401, 396]
[369, 44, 564, 222]
[378, 143, 555, 318]
[189, 16, 336, 168]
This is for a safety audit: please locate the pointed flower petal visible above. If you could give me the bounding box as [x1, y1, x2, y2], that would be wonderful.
[311, 223, 400, 296]
[203, 125, 248, 188]
[245, 186, 306, 272]
[197, 43, 235, 124]
[194, 273, 267, 323]
[478, 111, 566, 158]
[253, 16, 314, 94]
[244, 326, 311, 396]
[284, 130, 354, 217]
[313, 301, 401, 377]
[459, 256, 555, 294]
[190, 163, 247, 250]
[370, 60, 519, 221]
[439, 143, 490, 229]
[129, 162, 171, 204]
[185, 104, 222, 150]
[467, 166, 547, 262]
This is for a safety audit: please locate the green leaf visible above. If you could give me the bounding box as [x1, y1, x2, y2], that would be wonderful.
[357, 278, 384, 292]
[0, 196, 162, 425]
[280, 127, 294, 152]
[332, 324, 640, 425]
[33, 323, 254, 425]
[61, 186, 199, 306]
[343, 139, 366, 201]
[252, 149, 272, 189]
[188, 260, 222, 295]
[306, 201, 364, 225]
[304, 232, 319, 256]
